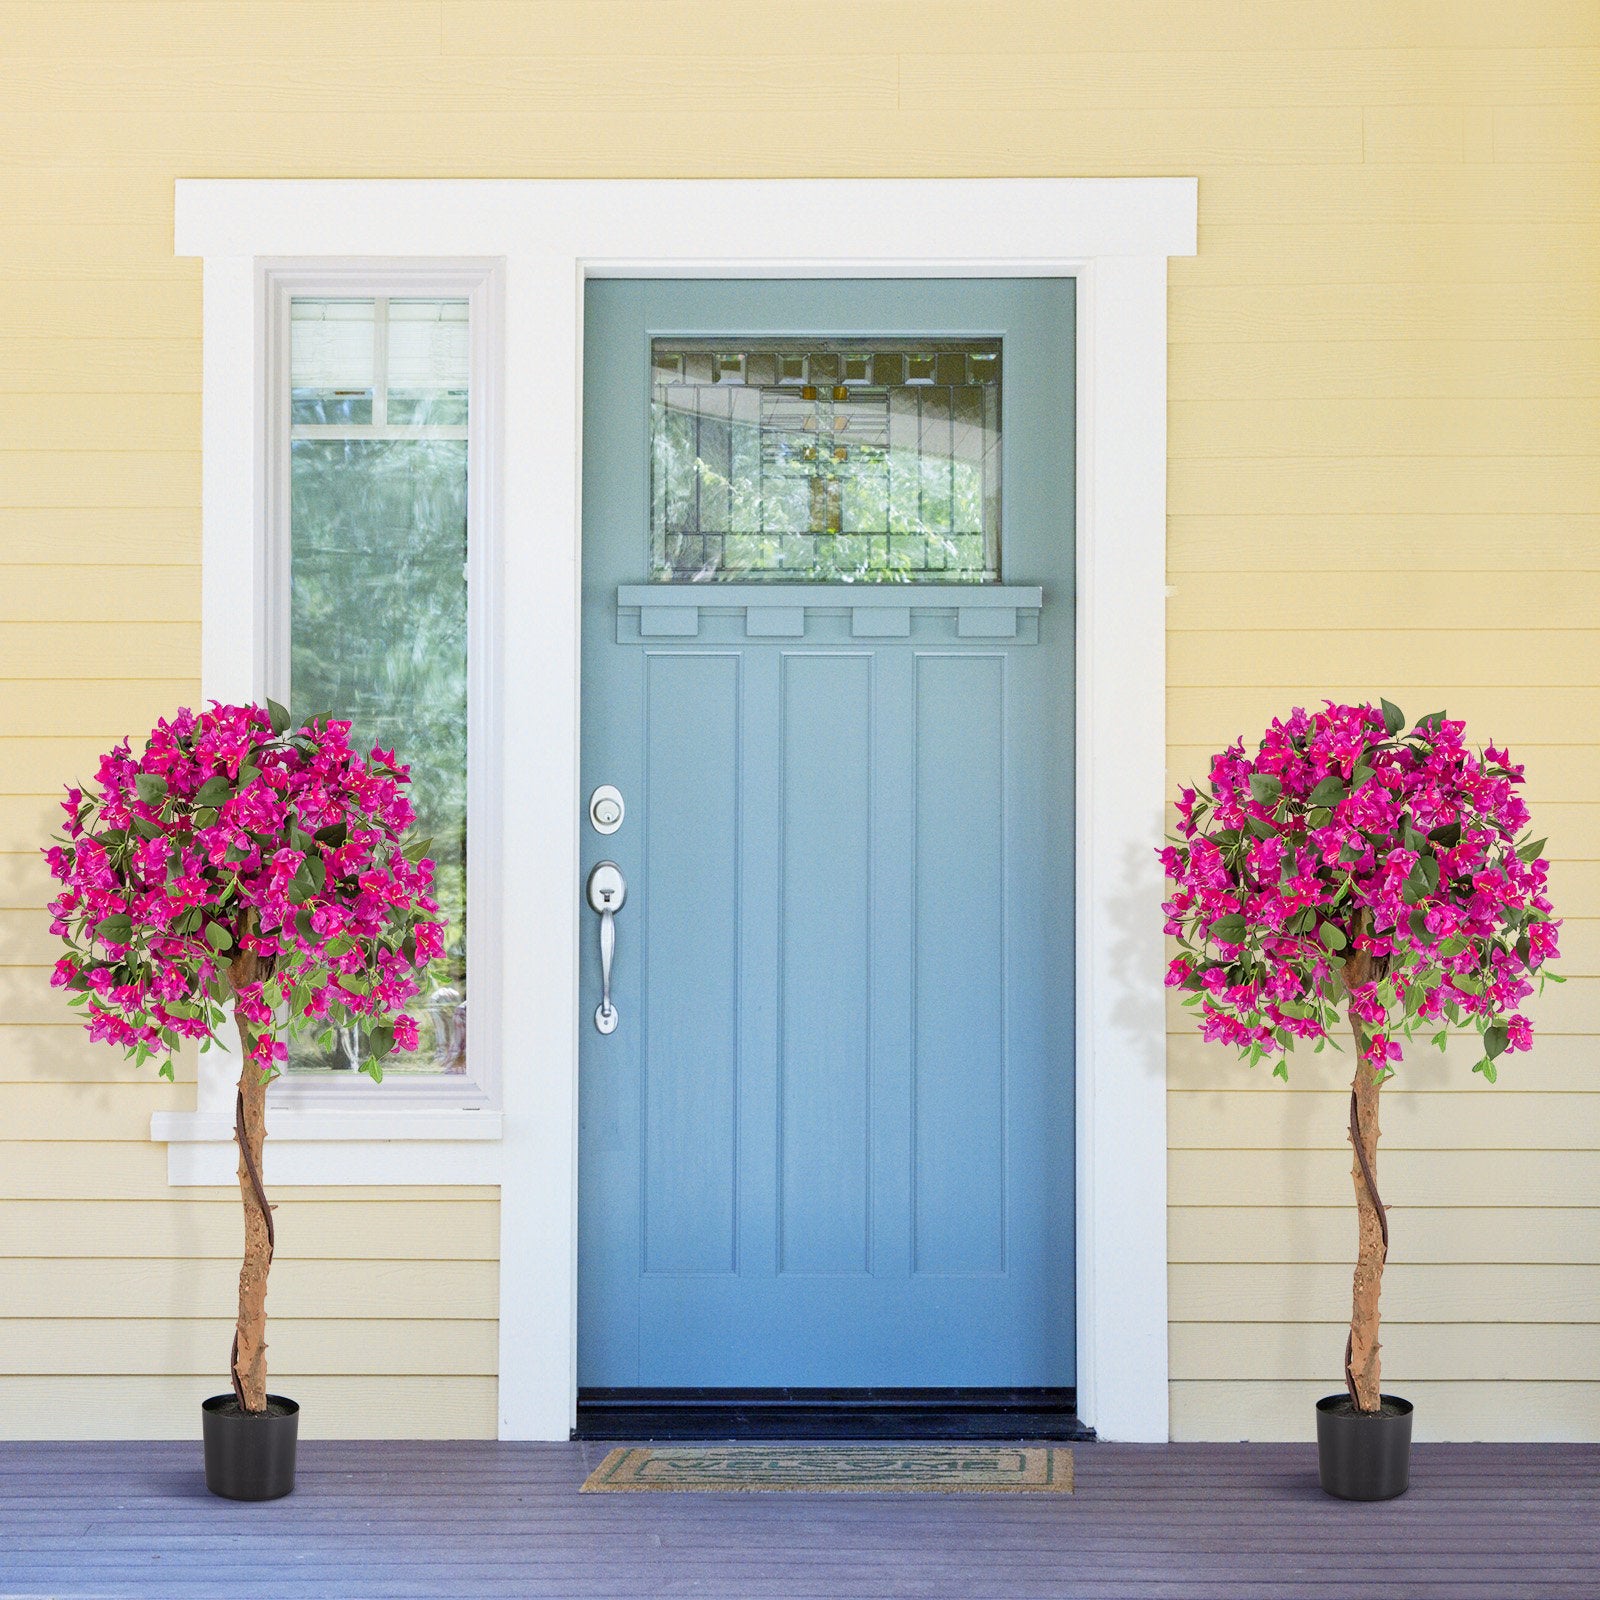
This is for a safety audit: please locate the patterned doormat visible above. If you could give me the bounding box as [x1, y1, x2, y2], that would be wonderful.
[581, 1444, 1074, 1494]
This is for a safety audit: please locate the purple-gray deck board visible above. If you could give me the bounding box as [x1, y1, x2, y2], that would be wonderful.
[0, 1440, 1596, 1598]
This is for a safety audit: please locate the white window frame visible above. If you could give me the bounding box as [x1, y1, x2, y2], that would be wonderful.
[162, 178, 1196, 1445]
[150, 261, 506, 1175]
[266, 267, 500, 1110]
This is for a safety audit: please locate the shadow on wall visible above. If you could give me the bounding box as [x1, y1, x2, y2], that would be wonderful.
[1105, 831, 1169, 1090]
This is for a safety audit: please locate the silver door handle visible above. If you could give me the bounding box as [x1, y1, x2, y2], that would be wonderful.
[586, 861, 627, 1034]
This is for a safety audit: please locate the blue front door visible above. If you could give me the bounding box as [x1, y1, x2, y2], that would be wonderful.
[578, 278, 1075, 1388]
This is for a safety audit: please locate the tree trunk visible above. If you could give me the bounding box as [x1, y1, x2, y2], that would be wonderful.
[1343, 947, 1388, 1414]
[229, 949, 274, 1414]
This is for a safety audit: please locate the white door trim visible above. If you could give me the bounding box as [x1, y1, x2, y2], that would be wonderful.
[175, 177, 1196, 1443]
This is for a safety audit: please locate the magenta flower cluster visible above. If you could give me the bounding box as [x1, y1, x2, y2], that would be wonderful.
[45, 701, 443, 1080]
[1161, 701, 1561, 1081]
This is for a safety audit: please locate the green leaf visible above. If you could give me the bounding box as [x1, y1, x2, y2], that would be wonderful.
[1317, 921, 1348, 953]
[1415, 710, 1447, 734]
[368, 1022, 395, 1058]
[1517, 838, 1547, 864]
[1245, 814, 1277, 840]
[1472, 1058, 1498, 1084]
[1248, 773, 1281, 805]
[266, 698, 292, 736]
[1308, 776, 1347, 807]
[134, 773, 168, 805]
[237, 764, 261, 788]
[1350, 762, 1375, 790]
[1409, 907, 1431, 943]
[1379, 699, 1406, 737]
[1411, 855, 1440, 895]
[1208, 914, 1248, 944]
[93, 913, 133, 943]
[402, 836, 434, 864]
[195, 776, 232, 806]
[130, 815, 163, 840]
[175, 908, 202, 934]
[1428, 822, 1462, 849]
[1484, 1023, 1509, 1059]
[203, 921, 234, 953]
[314, 823, 347, 848]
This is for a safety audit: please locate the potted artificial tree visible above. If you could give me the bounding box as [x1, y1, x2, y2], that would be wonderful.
[45, 701, 442, 1500]
[1162, 701, 1561, 1500]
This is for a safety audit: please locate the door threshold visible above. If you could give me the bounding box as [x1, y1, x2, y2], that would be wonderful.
[573, 1387, 1093, 1442]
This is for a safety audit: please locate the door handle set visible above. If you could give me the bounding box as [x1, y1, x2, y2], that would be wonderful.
[586, 860, 627, 1034]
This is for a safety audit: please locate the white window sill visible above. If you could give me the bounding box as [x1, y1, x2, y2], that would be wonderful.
[150, 1108, 503, 1186]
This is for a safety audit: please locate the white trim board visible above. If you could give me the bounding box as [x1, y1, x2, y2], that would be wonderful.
[171, 177, 1195, 1445]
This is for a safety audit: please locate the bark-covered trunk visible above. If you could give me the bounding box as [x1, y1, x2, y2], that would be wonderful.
[230, 948, 274, 1413]
[1343, 946, 1388, 1414]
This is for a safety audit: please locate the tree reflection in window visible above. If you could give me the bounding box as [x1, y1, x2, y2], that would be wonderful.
[286, 297, 469, 1074]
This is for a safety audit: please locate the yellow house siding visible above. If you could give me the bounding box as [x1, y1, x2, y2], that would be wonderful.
[0, 0, 1596, 1440]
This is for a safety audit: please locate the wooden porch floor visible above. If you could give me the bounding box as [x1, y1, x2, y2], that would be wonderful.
[2, 1440, 1597, 1598]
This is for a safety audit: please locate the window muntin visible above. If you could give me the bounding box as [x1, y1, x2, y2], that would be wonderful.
[285, 296, 469, 1075]
[650, 337, 1001, 584]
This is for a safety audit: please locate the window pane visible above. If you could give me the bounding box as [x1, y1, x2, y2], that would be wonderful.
[386, 299, 470, 425]
[286, 297, 470, 1075]
[290, 299, 376, 425]
[650, 337, 1001, 583]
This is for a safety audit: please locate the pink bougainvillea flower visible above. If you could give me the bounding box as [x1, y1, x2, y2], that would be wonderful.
[43, 700, 445, 1081]
[1160, 700, 1560, 1085]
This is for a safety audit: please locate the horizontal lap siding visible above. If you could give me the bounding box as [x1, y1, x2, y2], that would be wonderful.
[0, 0, 1595, 1441]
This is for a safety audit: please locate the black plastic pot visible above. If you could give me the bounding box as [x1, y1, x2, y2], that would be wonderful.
[1316, 1393, 1413, 1500]
[202, 1394, 300, 1500]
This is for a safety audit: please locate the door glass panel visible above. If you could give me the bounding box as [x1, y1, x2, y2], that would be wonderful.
[650, 337, 1001, 583]
[285, 296, 470, 1075]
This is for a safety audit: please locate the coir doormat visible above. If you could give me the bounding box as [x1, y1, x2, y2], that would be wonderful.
[581, 1444, 1074, 1494]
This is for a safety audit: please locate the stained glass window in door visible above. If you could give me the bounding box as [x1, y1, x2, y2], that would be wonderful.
[650, 338, 1001, 582]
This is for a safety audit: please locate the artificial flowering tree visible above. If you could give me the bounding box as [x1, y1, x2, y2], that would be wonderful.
[46, 701, 443, 1414]
[1161, 701, 1561, 1413]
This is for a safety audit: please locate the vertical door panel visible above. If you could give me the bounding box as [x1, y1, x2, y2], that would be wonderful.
[911, 652, 1007, 1277]
[642, 652, 741, 1275]
[778, 652, 874, 1276]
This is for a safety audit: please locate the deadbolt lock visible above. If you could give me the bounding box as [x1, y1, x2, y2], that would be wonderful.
[589, 785, 624, 835]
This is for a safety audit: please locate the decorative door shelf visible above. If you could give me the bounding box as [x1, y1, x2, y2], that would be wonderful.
[616, 584, 1046, 645]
